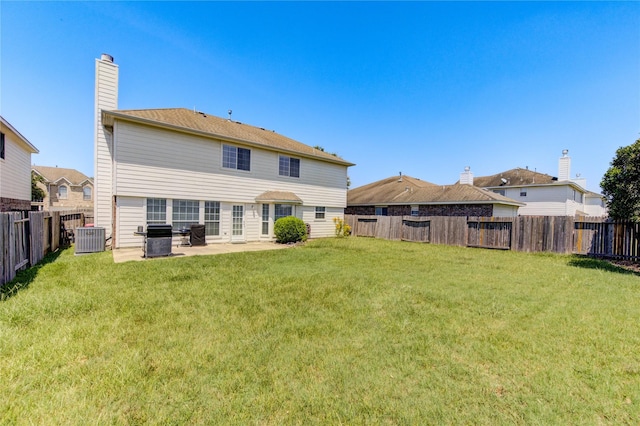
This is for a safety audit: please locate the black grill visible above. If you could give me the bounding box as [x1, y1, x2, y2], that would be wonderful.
[144, 224, 173, 257]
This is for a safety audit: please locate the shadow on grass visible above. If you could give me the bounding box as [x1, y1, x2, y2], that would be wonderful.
[567, 255, 640, 277]
[1, 248, 66, 301]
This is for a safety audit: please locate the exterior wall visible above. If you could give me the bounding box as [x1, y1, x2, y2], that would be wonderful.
[44, 182, 94, 211]
[116, 197, 344, 248]
[492, 204, 519, 217]
[345, 204, 494, 217]
[94, 56, 118, 238]
[0, 197, 31, 211]
[112, 121, 347, 205]
[497, 185, 586, 216]
[0, 127, 32, 205]
[110, 120, 349, 247]
[584, 196, 607, 217]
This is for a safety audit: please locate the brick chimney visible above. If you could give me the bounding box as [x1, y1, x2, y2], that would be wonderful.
[94, 53, 118, 237]
[460, 166, 474, 185]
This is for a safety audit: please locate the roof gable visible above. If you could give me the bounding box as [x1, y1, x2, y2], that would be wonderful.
[102, 108, 354, 167]
[32, 165, 92, 186]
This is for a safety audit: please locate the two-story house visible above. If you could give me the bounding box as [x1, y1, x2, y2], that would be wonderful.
[0, 116, 39, 212]
[94, 54, 354, 248]
[31, 165, 93, 212]
[471, 150, 607, 216]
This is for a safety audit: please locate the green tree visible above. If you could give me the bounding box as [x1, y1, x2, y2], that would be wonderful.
[600, 138, 640, 220]
[31, 171, 46, 202]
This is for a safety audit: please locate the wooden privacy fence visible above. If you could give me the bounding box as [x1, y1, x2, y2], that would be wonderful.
[345, 215, 640, 260]
[1, 211, 86, 287]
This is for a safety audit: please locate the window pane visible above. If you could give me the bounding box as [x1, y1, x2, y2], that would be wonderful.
[279, 156, 289, 176]
[275, 204, 292, 221]
[83, 187, 92, 200]
[315, 206, 325, 219]
[290, 158, 300, 177]
[172, 199, 199, 230]
[223, 145, 236, 169]
[237, 148, 251, 171]
[262, 204, 269, 235]
[147, 198, 166, 224]
[0, 132, 5, 159]
[58, 186, 68, 199]
[205, 201, 220, 236]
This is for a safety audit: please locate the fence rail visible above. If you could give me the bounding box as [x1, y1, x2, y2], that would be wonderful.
[1, 210, 87, 287]
[345, 215, 639, 260]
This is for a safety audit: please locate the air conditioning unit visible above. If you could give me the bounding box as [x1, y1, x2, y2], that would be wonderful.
[75, 227, 106, 254]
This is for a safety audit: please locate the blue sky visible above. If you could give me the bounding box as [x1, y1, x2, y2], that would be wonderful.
[1, 1, 638, 192]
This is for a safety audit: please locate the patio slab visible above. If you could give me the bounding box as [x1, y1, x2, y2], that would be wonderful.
[111, 241, 292, 263]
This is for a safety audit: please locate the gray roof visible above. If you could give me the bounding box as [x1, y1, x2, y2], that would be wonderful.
[32, 165, 92, 186]
[348, 175, 524, 206]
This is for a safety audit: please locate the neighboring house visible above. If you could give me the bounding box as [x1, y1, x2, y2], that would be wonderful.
[94, 54, 354, 248]
[0, 116, 39, 211]
[470, 150, 607, 216]
[346, 172, 524, 217]
[31, 165, 94, 212]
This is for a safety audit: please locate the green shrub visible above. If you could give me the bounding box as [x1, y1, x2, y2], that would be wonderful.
[274, 216, 307, 243]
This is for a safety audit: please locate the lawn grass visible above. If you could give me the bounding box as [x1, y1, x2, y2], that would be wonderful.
[1, 238, 638, 424]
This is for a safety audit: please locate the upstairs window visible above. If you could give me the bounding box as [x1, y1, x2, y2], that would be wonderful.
[279, 155, 300, 178]
[58, 185, 68, 199]
[0, 132, 5, 159]
[147, 198, 167, 224]
[411, 205, 419, 216]
[223, 144, 251, 171]
[519, 190, 527, 197]
[83, 186, 92, 200]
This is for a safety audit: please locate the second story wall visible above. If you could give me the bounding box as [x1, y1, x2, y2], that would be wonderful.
[0, 128, 32, 202]
[112, 121, 348, 207]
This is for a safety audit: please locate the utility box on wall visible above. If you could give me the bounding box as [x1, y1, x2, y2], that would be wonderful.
[75, 227, 106, 254]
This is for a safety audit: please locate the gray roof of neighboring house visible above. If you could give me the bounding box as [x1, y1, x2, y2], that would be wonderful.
[348, 175, 524, 206]
[102, 108, 354, 167]
[32, 165, 93, 186]
[471, 168, 557, 187]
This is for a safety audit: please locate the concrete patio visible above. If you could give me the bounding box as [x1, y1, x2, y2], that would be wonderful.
[111, 241, 293, 263]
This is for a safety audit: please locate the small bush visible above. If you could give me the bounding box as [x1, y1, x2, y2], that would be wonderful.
[274, 216, 307, 243]
[333, 217, 351, 237]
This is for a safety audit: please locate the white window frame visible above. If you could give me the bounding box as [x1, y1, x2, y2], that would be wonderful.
[205, 201, 221, 236]
[411, 205, 419, 217]
[279, 155, 300, 178]
[58, 185, 68, 199]
[147, 198, 167, 224]
[172, 199, 200, 231]
[275, 204, 293, 222]
[261, 204, 270, 235]
[83, 186, 92, 201]
[315, 206, 326, 220]
[222, 144, 251, 171]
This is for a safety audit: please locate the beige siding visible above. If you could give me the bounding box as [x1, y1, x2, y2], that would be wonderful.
[115, 196, 145, 248]
[301, 206, 344, 238]
[0, 132, 32, 201]
[492, 204, 518, 217]
[94, 57, 119, 237]
[503, 185, 586, 216]
[113, 121, 348, 206]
